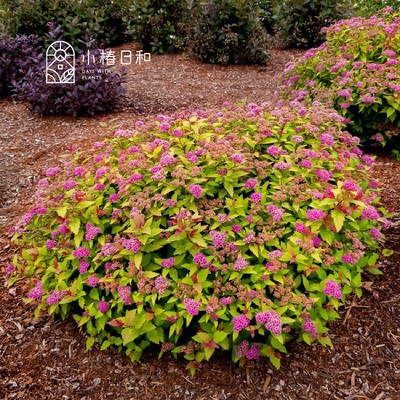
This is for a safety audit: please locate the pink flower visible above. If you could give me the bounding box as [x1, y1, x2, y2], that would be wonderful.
[250, 192, 262, 203]
[46, 240, 56, 250]
[295, 222, 307, 233]
[306, 209, 325, 221]
[323, 280, 342, 299]
[267, 146, 280, 156]
[44, 167, 61, 177]
[118, 285, 132, 305]
[184, 298, 200, 315]
[273, 161, 291, 170]
[127, 173, 144, 184]
[85, 223, 101, 241]
[245, 343, 259, 360]
[158, 122, 170, 131]
[361, 206, 380, 220]
[303, 317, 317, 337]
[233, 315, 250, 332]
[79, 260, 90, 274]
[64, 179, 78, 191]
[73, 247, 90, 258]
[269, 250, 283, 259]
[98, 300, 109, 314]
[234, 257, 248, 271]
[123, 238, 142, 254]
[88, 276, 99, 287]
[188, 184, 202, 198]
[161, 257, 175, 268]
[244, 178, 258, 189]
[221, 297, 232, 306]
[370, 228, 382, 240]
[109, 193, 119, 202]
[28, 282, 44, 299]
[232, 224, 242, 233]
[230, 153, 244, 163]
[210, 230, 226, 248]
[155, 276, 170, 294]
[193, 253, 208, 267]
[46, 290, 66, 305]
[342, 254, 355, 264]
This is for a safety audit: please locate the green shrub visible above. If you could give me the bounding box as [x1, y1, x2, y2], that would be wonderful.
[0, 0, 130, 47]
[185, 0, 270, 65]
[277, 9, 400, 150]
[257, 0, 276, 34]
[8, 103, 390, 371]
[126, 0, 188, 54]
[275, 0, 353, 48]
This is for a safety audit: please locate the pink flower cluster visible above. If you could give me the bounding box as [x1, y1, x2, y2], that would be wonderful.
[234, 257, 248, 271]
[183, 298, 201, 315]
[161, 257, 175, 268]
[256, 311, 282, 335]
[303, 317, 317, 338]
[323, 280, 342, 299]
[193, 252, 208, 267]
[85, 223, 101, 241]
[188, 184, 202, 198]
[28, 281, 44, 299]
[155, 276, 170, 294]
[46, 290, 66, 305]
[210, 230, 226, 248]
[250, 192, 262, 203]
[79, 260, 90, 274]
[244, 178, 258, 189]
[118, 285, 132, 305]
[230, 153, 244, 163]
[236, 340, 259, 360]
[306, 209, 325, 221]
[123, 238, 142, 254]
[361, 206, 380, 220]
[98, 300, 109, 314]
[232, 315, 250, 332]
[73, 247, 90, 258]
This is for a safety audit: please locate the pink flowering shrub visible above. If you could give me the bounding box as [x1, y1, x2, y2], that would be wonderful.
[8, 103, 390, 372]
[277, 9, 400, 151]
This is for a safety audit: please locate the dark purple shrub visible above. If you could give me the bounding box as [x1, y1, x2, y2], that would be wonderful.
[0, 34, 41, 96]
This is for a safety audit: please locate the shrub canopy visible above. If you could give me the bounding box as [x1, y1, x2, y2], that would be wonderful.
[277, 9, 400, 150]
[9, 103, 390, 370]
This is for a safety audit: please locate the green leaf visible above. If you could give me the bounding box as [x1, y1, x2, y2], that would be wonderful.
[214, 330, 228, 344]
[197, 269, 209, 283]
[86, 337, 95, 350]
[56, 206, 68, 218]
[69, 218, 81, 236]
[269, 353, 281, 369]
[224, 181, 234, 197]
[204, 347, 214, 360]
[122, 328, 139, 345]
[100, 340, 112, 350]
[331, 210, 345, 232]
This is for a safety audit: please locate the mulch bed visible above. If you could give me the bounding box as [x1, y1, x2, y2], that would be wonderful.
[0, 46, 399, 400]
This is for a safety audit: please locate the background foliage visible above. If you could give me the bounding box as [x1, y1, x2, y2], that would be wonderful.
[275, 0, 354, 48]
[185, 0, 270, 65]
[126, 0, 188, 55]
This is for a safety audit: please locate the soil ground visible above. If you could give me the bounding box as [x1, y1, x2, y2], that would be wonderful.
[0, 46, 399, 400]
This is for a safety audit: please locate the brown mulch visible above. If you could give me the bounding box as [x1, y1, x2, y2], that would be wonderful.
[0, 47, 400, 400]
